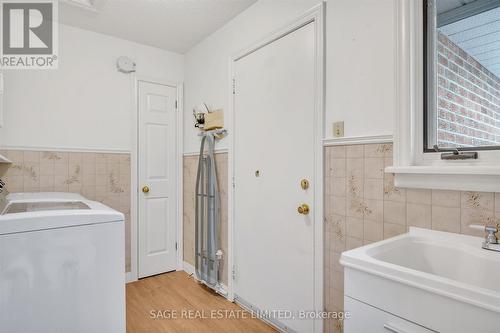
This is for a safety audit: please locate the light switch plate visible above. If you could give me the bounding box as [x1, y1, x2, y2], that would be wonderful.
[333, 121, 344, 138]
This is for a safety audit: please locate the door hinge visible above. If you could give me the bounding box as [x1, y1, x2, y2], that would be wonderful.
[232, 266, 236, 280]
[232, 176, 235, 188]
[175, 100, 178, 109]
[232, 78, 236, 95]
[175, 242, 178, 251]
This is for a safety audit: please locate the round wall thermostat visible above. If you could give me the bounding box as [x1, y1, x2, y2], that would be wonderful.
[117, 56, 136, 73]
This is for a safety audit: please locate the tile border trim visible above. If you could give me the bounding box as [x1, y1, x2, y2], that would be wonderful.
[323, 135, 393, 146]
[0, 145, 130, 154]
[183, 148, 229, 156]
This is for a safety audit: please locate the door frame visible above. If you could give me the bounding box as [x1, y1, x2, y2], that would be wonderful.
[228, 4, 325, 332]
[129, 76, 184, 282]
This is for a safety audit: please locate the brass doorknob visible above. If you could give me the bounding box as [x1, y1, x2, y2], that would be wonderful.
[142, 186, 150, 193]
[297, 204, 310, 215]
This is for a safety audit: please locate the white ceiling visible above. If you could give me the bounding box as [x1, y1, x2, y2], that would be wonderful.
[59, 0, 257, 54]
[440, 6, 500, 77]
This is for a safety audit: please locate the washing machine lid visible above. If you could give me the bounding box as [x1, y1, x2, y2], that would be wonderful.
[0, 192, 124, 235]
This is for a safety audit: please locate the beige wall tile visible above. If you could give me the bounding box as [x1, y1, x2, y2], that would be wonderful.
[364, 199, 383, 222]
[68, 152, 83, 164]
[331, 215, 346, 253]
[364, 178, 383, 200]
[7, 163, 24, 177]
[364, 144, 392, 158]
[330, 146, 346, 159]
[82, 152, 96, 164]
[8, 175, 23, 191]
[39, 161, 55, 176]
[39, 175, 54, 188]
[461, 191, 494, 211]
[82, 163, 96, 176]
[322, 143, 500, 325]
[24, 151, 40, 163]
[1, 150, 132, 273]
[384, 222, 407, 239]
[364, 158, 384, 179]
[54, 162, 69, 177]
[346, 196, 365, 219]
[384, 201, 406, 225]
[95, 153, 108, 164]
[407, 189, 432, 205]
[346, 216, 363, 238]
[331, 159, 346, 178]
[95, 163, 107, 175]
[460, 208, 496, 237]
[332, 196, 346, 217]
[345, 236, 363, 250]
[363, 219, 383, 242]
[407, 203, 431, 229]
[346, 173, 363, 198]
[346, 158, 364, 179]
[384, 157, 393, 169]
[8, 151, 24, 164]
[432, 206, 460, 233]
[331, 177, 346, 197]
[384, 175, 406, 202]
[330, 251, 343, 274]
[346, 145, 364, 158]
[432, 190, 460, 207]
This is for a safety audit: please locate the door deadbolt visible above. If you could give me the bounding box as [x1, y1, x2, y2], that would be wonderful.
[300, 179, 310, 190]
[142, 186, 150, 193]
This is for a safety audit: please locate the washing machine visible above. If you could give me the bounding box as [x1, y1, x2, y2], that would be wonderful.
[0, 192, 125, 333]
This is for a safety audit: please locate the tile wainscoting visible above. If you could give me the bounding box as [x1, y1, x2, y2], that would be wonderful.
[176, 143, 498, 332]
[324, 143, 500, 333]
[0, 149, 132, 272]
[183, 152, 229, 286]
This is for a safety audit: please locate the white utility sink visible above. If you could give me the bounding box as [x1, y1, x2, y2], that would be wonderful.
[340, 228, 500, 333]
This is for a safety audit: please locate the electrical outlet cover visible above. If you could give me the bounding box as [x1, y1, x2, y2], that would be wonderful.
[333, 121, 344, 138]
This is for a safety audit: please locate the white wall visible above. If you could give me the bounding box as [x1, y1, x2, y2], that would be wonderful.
[326, 0, 395, 139]
[0, 24, 184, 152]
[184, 0, 320, 153]
[183, 0, 396, 153]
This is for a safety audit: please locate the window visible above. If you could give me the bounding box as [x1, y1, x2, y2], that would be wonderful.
[389, 0, 500, 192]
[424, 0, 500, 152]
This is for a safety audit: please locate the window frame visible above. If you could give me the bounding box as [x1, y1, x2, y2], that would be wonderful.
[388, 0, 500, 192]
[422, 0, 500, 153]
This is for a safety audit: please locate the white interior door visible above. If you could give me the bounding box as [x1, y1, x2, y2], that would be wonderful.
[233, 22, 317, 333]
[138, 81, 177, 278]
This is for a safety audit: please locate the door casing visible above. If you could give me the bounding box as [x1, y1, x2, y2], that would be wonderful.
[228, 4, 325, 333]
[129, 77, 184, 282]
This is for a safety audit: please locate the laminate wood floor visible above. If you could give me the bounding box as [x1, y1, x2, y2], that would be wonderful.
[126, 271, 278, 333]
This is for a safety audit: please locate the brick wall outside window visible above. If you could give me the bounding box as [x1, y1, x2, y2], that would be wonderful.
[436, 32, 500, 148]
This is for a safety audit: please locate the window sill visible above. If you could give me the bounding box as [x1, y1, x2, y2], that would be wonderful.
[386, 166, 500, 192]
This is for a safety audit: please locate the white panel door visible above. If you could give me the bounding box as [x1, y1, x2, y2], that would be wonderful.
[138, 81, 177, 278]
[233, 22, 316, 333]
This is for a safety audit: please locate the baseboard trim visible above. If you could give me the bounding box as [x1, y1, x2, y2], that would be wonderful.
[182, 261, 229, 298]
[235, 295, 291, 333]
[125, 272, 137, 284]
[182, 261, 196, 275]
[323, 134, 393, 146]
